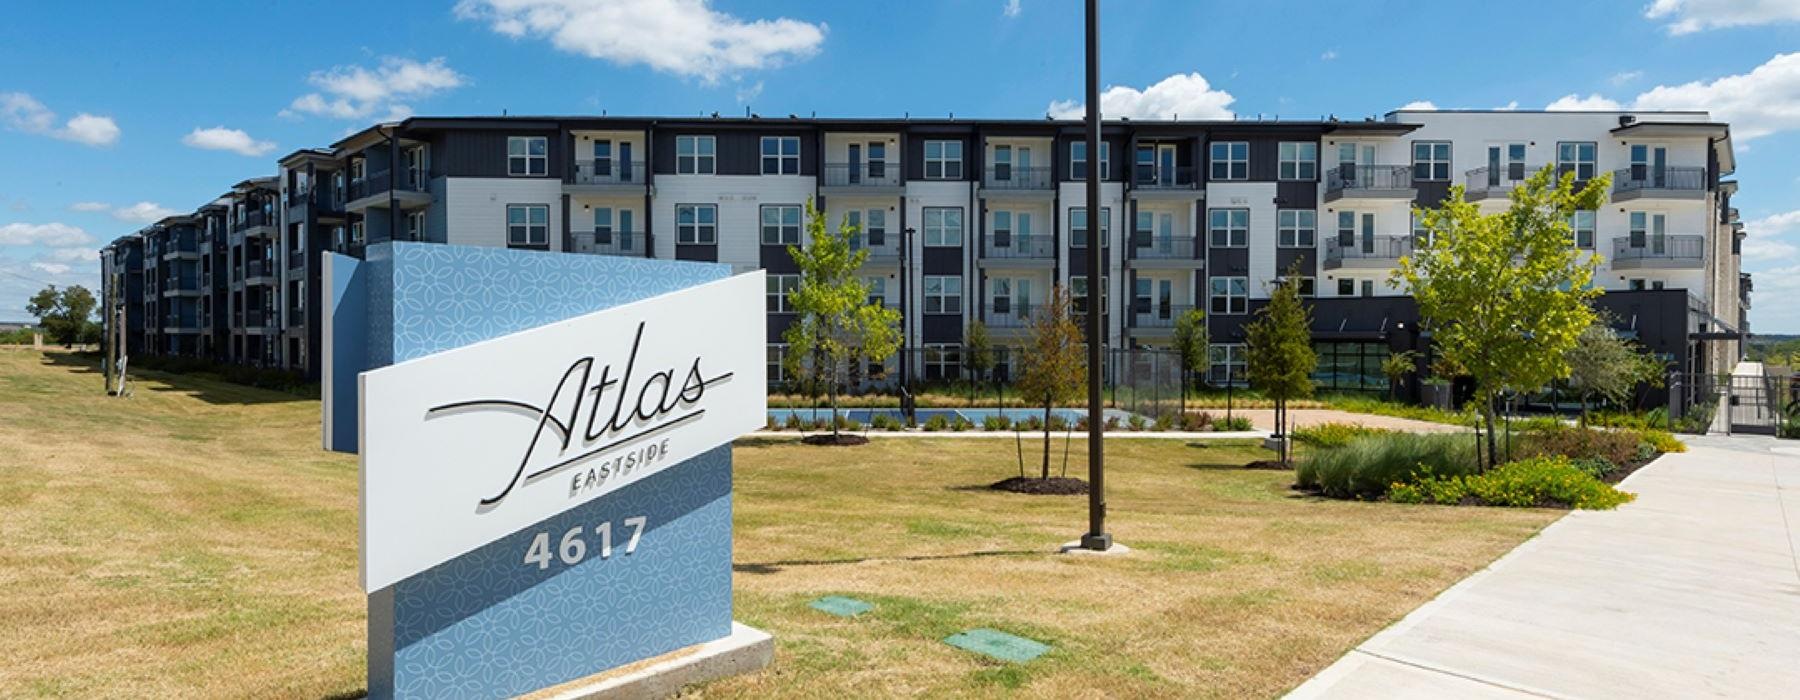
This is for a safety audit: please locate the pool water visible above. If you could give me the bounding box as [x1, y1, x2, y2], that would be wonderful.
[767, 406, 1138, 426]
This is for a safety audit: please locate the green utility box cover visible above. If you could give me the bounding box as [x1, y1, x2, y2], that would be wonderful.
[808, 595, 874, 617]
[943, 628, 1051, 663]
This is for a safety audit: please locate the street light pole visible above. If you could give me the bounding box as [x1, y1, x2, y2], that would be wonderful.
[1079, 0, 1112, 552]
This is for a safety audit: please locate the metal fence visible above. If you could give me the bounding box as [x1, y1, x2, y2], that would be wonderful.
[1667, 371, 1796, 435]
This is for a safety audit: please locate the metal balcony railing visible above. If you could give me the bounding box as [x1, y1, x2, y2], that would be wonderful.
[1130, 303, 1196, 328]
[571, 230, 644, 257]
[1612, 235, 1704, 264]
[822, 162, 900, 187]
[1133, 165, 1200, 189]
[982, 165, 1052, 190]
[849, 233, 900, 259]
[246, 259, 271, 280]
[571, 160, 645, 186]
[349, 168, 428, 201]
[287, 308, 305, 327]
[1128, 234, 1202, 260]
[1326, 235, 1414, 264]
[1612, 166, 1706, 195]
[983, 233, 1054, 259]
[245, 309, 265, 328]
[1463, 165, 1539, 198]
[234, 210, 273, 232]
[1325, 164, 1412, 193]
[982, 302, 1038, 328]
[288, 249, 306, 270]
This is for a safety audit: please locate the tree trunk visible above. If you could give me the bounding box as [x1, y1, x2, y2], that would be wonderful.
[1483, 399, 1499, 472]
[829, 377, 840, 439]
[1040, 403, 1052, 481]
[1579, 393, 1589, 428]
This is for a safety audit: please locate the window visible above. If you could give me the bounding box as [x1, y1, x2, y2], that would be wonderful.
[924, 275, 963, 314]
[507, 136, 548, 176]
[1208, 343, 1246, 384]
[332, 225, 346, 249]
[1210, 141, 1248, 180]
[1412, 141, 1452, 181]
[1337, 278, 1355, 296]
[1210, 276, 1248, 314]
[923, 207, 963, 247]
[1312, 341, 1388, 392]
[1411, 211, 1431, 248]
[766, 274, 799, 313]
[350, 222, 365, 246]
[924, 140, 963, 179]
[1071, 140, 1111, 180]
[767, 344, 787, 384]
[1279, 142, 1317, 180]
[1361, 280, 1375, 297]
[924, 344, 962, 380]
[760, 205, 802, 245]
[1570, 210, 1596, 249]
[1208, 208, 1248, 248]
[1070, 207, 1111, 248]
[1557, 141, 1597, 180]
[761, 136, 800, 175]
[1277, 276, 1316, 297]
[676, 135, 716, 174]
[676, 204, 717, 244]
[406, 211, 425, 241]
[1278, 209, 1316, 248]
[593, 140, 612, 175]
[1628, 278, 1647, 291]
[506, 204, 549, 247]
[865, 209, 887, 246]
[866, 276, 887, 307]
[1071, 275, 1108, 314]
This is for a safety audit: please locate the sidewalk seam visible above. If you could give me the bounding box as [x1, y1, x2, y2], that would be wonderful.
[1350, 649, 1565, 699]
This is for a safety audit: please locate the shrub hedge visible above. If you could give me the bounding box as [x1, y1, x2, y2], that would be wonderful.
[1389, 456, 1635, 510]
[1295, 433, 1479, 500]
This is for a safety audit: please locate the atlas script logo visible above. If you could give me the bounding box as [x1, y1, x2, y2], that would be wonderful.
[423, 321, 732, 512]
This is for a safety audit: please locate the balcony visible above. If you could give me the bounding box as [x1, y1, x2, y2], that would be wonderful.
[347, 168, 431, 211]
[1131, 166, 1203, 198]
[288, 248, 307, 270]
[980, 166, 1053, 197]
[1126, 235, 1202, 268]
[1324, 235, 1414, 270]
[571, 230, 644, 257]
[244, 259, 276, 284]
[287, 307, 306, 328]
[567, 160, 647, 194]
[980, 233, 1054, 266]
[161, 273, 203, 297]
[161, 235, 204, 259]
[162, 313, 203, 334]
[1463, 165, 1540, 201]
[1610, 234, 1704, 270]
[234, 210, 276, 236]
[821, 162, 901, 193]
[243, 309, 277, 333]
[850, 234, 901, 263]
[1129, 303, 1197, 332]
[1611, 166, 1706, 202]
[982, 302, 1040, 329]
[1324, 165, 1415, 202]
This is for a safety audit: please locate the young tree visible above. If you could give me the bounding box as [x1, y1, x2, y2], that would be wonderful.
[1171, 308, 1207, 413]
[783, 200, 904, 442]
[25, 284, 99, 348]
[1395, 166, 1608, 469]
[1245, 269, 1316, 466]
[1381, 350, 1419, 402]
[1015, 285, 1086, 480]
[1565, 320, 1665, 426]
[962, 319, 995, 406]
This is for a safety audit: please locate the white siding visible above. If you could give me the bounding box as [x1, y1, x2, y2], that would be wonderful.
[441, 177, 566, 251]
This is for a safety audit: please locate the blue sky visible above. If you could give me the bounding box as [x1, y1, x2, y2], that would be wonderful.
[3, 0, 1798, 331]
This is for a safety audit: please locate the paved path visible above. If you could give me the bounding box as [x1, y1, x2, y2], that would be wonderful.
[1287, 434, 1800, 699]
[1227, 408, 1465, 434]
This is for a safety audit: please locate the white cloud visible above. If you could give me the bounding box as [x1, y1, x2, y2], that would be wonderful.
[1495, 100, 1520, 110]
[0, 222, 91, 247]
[1744, 237, 1798, 262]
[67, 201, 111, 213]
[0, 93, 119, 147]
[454, 0, 827, 84]
[1396, 100, 1438, 110]
[181, 126, 277, 157]
[1003, 0, 1021, 18]
[1047, 72, 1235, 120]
[110, 202, 176, 224]
[41, 246, 94, 263]
[1632, 52, 1800, 140]
[1646, 0, 1800, 34]
[1743, 210, 1800, 264]
[30, 262, 71, 275]
[284, 57, 465, 120]
[735, 80, 764, 104]
[1610, 70, 1644, 86]
[1320, 49, 1338, 61]
[1545, 93, 1624, 111]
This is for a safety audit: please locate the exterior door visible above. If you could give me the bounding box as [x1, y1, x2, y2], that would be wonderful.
[618, 142, 633, 181]
[847, 143, 861, 184]
[994, 145, 1012, 181]
[1158, 144, 1178, 185]
[1360, 213, 1376, 254]
[1018, 146, 1033, 178]
[619, 210, 634, 251]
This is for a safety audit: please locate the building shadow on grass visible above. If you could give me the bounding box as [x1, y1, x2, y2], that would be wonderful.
[39, 351, 313, 406]
[319, 689, 367, 700]
[35, 350, 104, 374]
[734, 549, 1040, 575]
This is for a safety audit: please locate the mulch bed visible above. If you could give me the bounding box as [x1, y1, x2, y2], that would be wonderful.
[989, 476, 1089, 495]
[801, 433, 872, 446]
[1600, 455, 1659, 485]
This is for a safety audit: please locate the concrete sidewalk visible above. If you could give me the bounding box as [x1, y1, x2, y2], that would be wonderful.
[1287, 435, 1800, 699]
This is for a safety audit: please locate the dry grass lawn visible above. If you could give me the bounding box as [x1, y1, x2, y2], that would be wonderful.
[0, 350, 1558, 698]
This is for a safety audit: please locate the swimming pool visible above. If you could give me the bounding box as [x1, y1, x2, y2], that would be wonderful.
[767, 406, 1139, 426]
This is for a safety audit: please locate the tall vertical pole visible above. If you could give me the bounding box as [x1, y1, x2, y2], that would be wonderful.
[1080, 0, 1112, 551]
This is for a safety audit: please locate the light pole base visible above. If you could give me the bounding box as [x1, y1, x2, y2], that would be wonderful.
[1060, 535, 1124, 555]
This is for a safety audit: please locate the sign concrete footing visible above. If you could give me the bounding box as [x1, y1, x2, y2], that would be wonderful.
[537, 622, 773, 700]
[1058, 540, 1132, 556]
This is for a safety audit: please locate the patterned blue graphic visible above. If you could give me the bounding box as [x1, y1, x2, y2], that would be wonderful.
[377, 446, 734, 700]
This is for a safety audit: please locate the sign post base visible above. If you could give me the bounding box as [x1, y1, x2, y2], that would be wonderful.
[535, 622, 773, 700]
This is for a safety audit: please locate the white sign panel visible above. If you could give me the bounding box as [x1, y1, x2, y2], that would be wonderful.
[359, 272, 766, 591]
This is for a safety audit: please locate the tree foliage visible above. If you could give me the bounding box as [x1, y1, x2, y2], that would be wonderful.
[1565, 319, 1665, 425]
[1381, 350, 1419, 401]
[782, 200, 903, 439]
[25, 284, 99, 347]
[962, 319, 995, 405]
[1395, 166, 1608, 468]
[1171, 307, 1208, 395]
[1015, 285, 1086, 479]
[1245, 269, 1316, 464]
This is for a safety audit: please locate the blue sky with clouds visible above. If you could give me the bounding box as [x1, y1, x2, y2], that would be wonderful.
[3, 0, 1798, 330]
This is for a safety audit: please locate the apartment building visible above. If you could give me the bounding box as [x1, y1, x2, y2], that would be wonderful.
[99, 109, 1748, 399]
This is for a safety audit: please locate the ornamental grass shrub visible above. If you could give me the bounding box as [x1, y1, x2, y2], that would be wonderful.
[1388, 456, 1635, 510]
[1519, 426, 1641, 466]
[1212, 415, 1255, 432]
[982, 415, 1012, 431]
[1291, 422, 1394, 449]
[1295, 433, 1479, 500]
